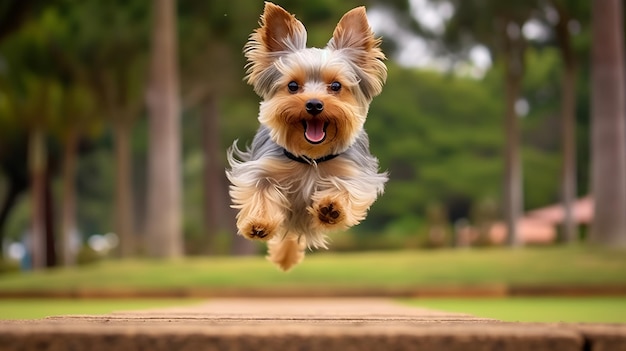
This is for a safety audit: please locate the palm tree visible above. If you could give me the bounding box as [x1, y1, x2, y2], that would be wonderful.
[590, 0, 626, 246]
[145, 0, 183, 257]
[440, 1, 533, 247]
[49, 1, 148, 258]
[58, 85, 96, 265]
[548, 0, 583, 243]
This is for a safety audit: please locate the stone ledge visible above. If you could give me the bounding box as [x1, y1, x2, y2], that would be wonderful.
[0, 298, 624, 351]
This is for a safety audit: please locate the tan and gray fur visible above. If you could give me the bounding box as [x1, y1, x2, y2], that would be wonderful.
[226, 2, 388, 271]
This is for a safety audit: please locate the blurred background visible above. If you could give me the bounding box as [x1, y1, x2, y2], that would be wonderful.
[0, 0, 624, 272]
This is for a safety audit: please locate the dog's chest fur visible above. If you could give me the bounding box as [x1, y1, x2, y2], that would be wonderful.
[250, 128, 357, 236]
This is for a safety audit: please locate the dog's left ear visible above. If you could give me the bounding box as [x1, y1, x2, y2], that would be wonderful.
[328, 7, 387, 99]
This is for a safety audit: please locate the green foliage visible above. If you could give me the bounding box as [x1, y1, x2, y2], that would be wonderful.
[519, 47, 564, 208]
[364, 65, 503, 231]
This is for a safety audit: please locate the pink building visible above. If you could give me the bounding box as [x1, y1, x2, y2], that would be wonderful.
[489, 196, 593, 244]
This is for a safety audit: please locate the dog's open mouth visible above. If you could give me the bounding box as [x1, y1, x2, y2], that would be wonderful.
[302, 119, 328, 144]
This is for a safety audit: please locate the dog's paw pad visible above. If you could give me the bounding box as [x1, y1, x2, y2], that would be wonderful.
[251, 225, 269, 239]
[241, 221, 276, 241]
[317, 202, 343, 224]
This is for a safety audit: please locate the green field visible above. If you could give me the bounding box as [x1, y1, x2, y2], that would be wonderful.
[1, 297, 625, 322]
[406, 297, 626, 323]
[0, 246, 625, 292]
[0, 299, 201, 320]
[1, 247, 625, 322]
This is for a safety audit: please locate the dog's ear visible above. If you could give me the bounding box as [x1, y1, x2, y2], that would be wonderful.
[244, 2, 307, 93]
[328, 7, 387, 99]
[245, 3, 306, 63]
[328, 7, 376, 53]
[257, 2, 306, 53]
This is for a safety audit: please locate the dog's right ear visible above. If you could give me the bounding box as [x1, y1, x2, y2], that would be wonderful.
[257, 2, 306, 53]
[244, 2, 306, 89]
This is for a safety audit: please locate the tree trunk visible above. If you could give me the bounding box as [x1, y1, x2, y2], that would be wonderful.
[560, 63, 578, 243]
[28, 127, 47, 269]
[200, 96, 255, 255]
[145, 0, 183, 257]
[197, 96, 254, 256]
[503, 72, 523, 248]
[0, 182, 22, 257]
[60, 128, 78, 266]
[554, 3, 578, 244]
[502, 25, 525, 248]
[202, 94, 222, 254]
[0, 135, 28, 257]
[44, 165, 56, 268]
[590, 0, 626, 246]
[114, 121, 136, 257]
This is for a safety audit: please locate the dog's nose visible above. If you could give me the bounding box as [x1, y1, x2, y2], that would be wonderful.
[305, 99, 324, 115]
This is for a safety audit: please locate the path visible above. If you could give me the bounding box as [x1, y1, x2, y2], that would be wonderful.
[0, 298, 625, 350]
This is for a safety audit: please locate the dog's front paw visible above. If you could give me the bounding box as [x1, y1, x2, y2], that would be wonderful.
[311, 198, 348, 229]
[239, 220, 279, 241]
[317, 202, 343, 225]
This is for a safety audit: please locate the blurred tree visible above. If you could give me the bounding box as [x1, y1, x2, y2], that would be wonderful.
[56, 85, 98, 265]
[552, 0, 579, 243]
[590, 0, 626, 246]
[0, 0, 61, 263]
[524, 0, 590, 243]
[519, 48, 562, 209]
[0, 9, 67, 268]
[536, 0, 589, 243]
[145, 0, 183, 257]
[447, 1, 537, 247]
[2, 76, 61, 269]
[371, 0, 535, 245]
[177, 1, 257, 255]
[49, 1, 149, 258]
[0, 102, 28, 258]
[0, 1, 49, 42]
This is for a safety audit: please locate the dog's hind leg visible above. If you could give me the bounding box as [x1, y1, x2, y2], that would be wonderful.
[267, 234, 306, 271]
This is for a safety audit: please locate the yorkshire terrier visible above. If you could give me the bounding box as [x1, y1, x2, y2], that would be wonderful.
[226, 2, 388, 271]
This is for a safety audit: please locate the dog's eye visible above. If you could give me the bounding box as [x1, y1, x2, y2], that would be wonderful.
[287, 81, 299, 93]
[329, 81, 342, 92]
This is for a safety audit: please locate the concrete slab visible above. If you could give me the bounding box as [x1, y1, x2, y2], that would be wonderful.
[0, 298, 622, 351]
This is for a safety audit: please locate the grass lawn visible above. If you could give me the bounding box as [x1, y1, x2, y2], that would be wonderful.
[2, 241, 624, 323]
[0, 299, 202, 320]
[406, 297, 626, 323]
[0, 246, 625, 292]
[1, 297, 625, 322]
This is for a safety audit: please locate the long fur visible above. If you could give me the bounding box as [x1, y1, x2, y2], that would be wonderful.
[226, 2, 387, 271]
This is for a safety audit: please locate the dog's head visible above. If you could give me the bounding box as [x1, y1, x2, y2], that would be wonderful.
[244, 2, 387, 159]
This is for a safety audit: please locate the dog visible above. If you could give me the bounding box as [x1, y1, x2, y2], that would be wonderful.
[226, 2, 388, 271]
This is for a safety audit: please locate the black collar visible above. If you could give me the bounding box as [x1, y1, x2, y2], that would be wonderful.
[283, 149, 339, 164]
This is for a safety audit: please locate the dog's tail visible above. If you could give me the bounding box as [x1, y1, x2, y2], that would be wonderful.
[267, 234, 306, 271]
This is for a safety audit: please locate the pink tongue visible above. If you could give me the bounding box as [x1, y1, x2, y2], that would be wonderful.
[305, 119, 325, 143]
